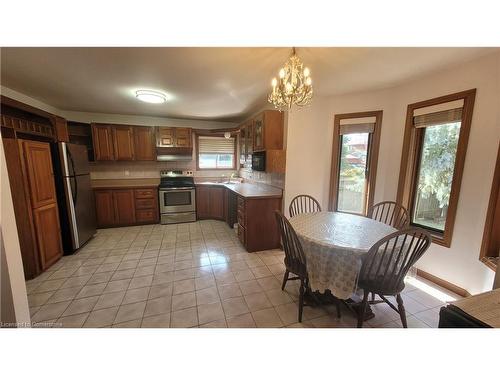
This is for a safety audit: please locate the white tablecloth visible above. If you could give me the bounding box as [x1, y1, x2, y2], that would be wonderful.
[289, 212, 396, 299]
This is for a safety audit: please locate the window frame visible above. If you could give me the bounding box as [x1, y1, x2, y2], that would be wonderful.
[195, 133, 237, 171]
[329, 110, 383, 215]
[479, 141, 500, 271]
[396, 89, 476, 247]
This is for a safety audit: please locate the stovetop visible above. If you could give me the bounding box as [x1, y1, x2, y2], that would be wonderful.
[159, 170, 195, 189]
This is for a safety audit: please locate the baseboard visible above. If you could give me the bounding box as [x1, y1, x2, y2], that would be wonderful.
[416, 269, 471, 298]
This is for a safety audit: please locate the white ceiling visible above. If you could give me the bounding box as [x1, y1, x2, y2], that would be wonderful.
[1, 47, 496, 122]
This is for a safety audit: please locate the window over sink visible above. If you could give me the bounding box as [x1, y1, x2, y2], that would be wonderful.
[196, 135, 236, 170]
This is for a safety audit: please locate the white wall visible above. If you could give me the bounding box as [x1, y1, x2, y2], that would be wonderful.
[285, 51, 500, 295]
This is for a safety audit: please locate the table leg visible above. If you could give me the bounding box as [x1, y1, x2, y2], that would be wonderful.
[304, 289, 375, 321]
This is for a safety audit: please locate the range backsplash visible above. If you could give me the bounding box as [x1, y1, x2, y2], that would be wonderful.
[239, 167, 285, 189]
[90, 160, 236, 179]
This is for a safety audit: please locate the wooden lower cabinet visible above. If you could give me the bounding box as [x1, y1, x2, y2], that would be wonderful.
[237, 195, 282, 252]
[196, 184, 281, 252]
[196, 185, 226, 220]
[95, 190, 115, 227]
[95, 187, 159, 228]
[209, 186, 225, 220]
[33, 203, 63, 270]
[113, 190, 136, 225]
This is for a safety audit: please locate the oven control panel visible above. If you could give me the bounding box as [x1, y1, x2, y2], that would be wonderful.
[160, 170, 193, 177]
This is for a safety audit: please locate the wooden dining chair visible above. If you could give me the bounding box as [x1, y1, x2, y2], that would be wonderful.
[368, 201, 410, 229]
[275, 211, 341, 322]
[356, 228, 432, 328]
[275, 211, 310, 322]
[289, 194, 321, 217]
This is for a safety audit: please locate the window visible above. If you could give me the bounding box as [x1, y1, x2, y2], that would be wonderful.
[479, 142, 500, 271]
[397, 89, 476, 247]
[196, 135, 236, 170]
[329, 111, 382, 215]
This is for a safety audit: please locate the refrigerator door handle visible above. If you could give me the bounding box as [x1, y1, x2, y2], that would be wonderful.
[65, 176, 80, 248]
[67, 149, 78, 204]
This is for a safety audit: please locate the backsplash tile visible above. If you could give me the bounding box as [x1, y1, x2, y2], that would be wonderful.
[90, 161, 236, 179]
[239, 168, 284, 189]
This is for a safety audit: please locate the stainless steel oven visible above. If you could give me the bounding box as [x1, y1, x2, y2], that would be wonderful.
[159, 188, 196, 214]
[159, 170, 197, 224]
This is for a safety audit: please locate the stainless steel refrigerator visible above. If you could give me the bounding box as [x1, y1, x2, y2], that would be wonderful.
[52, 142, 96, 254]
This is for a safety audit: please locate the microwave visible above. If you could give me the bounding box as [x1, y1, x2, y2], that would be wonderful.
[252, 151, 266, 171]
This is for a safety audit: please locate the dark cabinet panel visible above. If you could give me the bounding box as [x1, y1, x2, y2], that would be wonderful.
[94, 187, 159, 228]
[209, 186, 225, 220]
[113, 126, 135, 161]
[22, 140, 57, 209]
[113, 189, 136, 225]
[175, 128, 192, 147]
[33, 203, 63, 270]
[134, 126, 156, 161]
[95, 190, 115, 227]
[92, 124, 115, 161]
[21, 140, 63, 270]
[196, 186, 211, 219]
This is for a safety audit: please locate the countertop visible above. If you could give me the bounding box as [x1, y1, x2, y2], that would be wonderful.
[196, 181, 282, 199]
[90, 178, 282, 199]
[91, 178, 160, 189]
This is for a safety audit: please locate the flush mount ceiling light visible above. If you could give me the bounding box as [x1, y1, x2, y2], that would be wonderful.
[268, 47, 313, 111]
[135, 90, 167, 104]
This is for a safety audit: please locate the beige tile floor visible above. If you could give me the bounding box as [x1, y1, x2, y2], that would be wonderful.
[25, 220, 457, 328]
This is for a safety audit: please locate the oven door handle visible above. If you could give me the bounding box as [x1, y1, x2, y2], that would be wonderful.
[160, 187, 195, 191]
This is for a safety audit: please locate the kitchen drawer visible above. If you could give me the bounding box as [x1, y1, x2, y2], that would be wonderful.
[237, 224, 245, 245]
[135, 188, 156, 199]
[136, 209, 157, 223]
[135, 198, 156, 209]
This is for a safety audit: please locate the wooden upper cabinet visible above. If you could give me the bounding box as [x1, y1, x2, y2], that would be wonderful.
[266, 149, 286, 173]
[253, 115, 264, 151]
[52, 116, 69, 142]
[22, 140, 57, 209]
[133, 126, 156, 161]
[92, 124, 115, 161]
[157, 127, 175, 147]
[246, 121, 254, 158]
[113, 126, 135, 161]
[253, 110, 284, 151]
[175, 128, 192, 147]
[33, 203, 63, 270]
[157, 127, 192, 148]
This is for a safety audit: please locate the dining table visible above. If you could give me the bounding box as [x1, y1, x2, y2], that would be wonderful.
[288, 211, 397, 301]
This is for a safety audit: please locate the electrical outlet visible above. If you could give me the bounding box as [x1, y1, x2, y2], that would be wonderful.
[124, 170, 130, 176]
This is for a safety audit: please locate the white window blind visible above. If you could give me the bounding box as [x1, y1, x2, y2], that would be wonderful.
[198, 136, 235, 154]
[413, 108, 463, 128]
[339, 117, 376, 135]
[413, 99, 464, 128]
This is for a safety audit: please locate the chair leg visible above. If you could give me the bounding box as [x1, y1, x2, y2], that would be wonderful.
[336, 298, 342, 319]
[298, 279, 305, 323]
[396, 294, 408, 328]
[281, 270, 289, 291]
[357, 290, 370, 328]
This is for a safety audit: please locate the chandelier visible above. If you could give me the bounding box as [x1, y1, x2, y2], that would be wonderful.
[268, 47, 313, 111]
